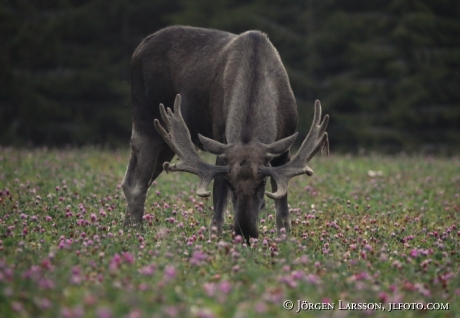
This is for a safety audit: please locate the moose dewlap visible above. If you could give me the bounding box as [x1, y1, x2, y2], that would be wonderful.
[121, 26, 329, 242]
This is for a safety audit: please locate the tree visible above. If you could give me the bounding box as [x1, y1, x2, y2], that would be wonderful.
[1, 0, 458, 152]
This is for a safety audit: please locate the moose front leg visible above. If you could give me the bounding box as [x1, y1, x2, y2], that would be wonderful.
[269, 151, 291, 235]
[270, 178, 290, 234]
[210, 157, 229, 236]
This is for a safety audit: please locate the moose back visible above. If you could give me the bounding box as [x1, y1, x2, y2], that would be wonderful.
[121, 26, 329, 242]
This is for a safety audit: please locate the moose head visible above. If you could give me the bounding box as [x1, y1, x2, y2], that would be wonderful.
[154, 94, 329, 241]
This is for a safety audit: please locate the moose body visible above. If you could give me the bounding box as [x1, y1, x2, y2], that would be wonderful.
[122, 26, 329, 241]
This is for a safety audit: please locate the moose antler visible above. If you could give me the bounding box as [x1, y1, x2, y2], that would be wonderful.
[154, 95, 230, 197]
[259, 100, 329, 199]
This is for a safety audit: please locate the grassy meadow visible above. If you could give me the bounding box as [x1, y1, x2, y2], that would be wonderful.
[0, 147, 459, 317]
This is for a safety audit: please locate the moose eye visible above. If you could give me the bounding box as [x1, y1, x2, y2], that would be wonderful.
[226, 180, 235, 190]
[253, 180, 266, 192]
[217, 155, 228, 165]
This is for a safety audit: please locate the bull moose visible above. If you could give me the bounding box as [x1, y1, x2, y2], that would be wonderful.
[121, 26, 329, 242]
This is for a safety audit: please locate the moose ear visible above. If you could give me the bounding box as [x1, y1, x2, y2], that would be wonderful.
[198, 134, 227, 155]
[263, 132, 298, 156]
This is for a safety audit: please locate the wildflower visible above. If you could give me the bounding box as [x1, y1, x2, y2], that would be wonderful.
[353, 272, 369, 281]
[231, 250, 240, 260]
[96, 307, 112, 318]
[378, 292, 388, 302]
[41, 258, 53, 271]
[190, 250, 207, 266]
[12, 302, 24, 312]
[139, 264, 156, 276]
[254, 301, 267, 314]
[38, 278, 55, 289]
[233, 235, 243, 244]
[142, 214, 152, 221]
[123, 252, 135, 264]
[109, 254, 122, 273]
[193, 308, 215, 318]
[219, 280, 231, 294]
[127, 309, 143, 318]
[263, 287, 284, 304]
[34, 297, 52, 310]
[306, 274, 320, 285]
[410, 249, 419, 258]
[291, 270, 304, 280]
[203, 282, 216, 296]
[164, 306, 179, 317]
[70, 266, 82, 285]
[279, 274, 297, 288]
[164, 265, 177, 280]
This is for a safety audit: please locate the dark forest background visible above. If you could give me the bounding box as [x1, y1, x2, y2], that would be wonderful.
[1, 0, 459, 153]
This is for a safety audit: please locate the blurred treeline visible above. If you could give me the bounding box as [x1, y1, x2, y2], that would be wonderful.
[1, 0, 459, 153]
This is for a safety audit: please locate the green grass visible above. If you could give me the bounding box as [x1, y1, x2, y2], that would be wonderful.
[0, 147, 459, 317]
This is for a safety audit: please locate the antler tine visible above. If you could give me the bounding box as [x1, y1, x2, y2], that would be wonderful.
[295, 101, 329, 163]
[313, 99, 322, 126]
[154, 94, 230, 197]
[174, 92, 182, 114]
[156, 103, 181, 157]
[322, 134, 330, 156]
[260, 100, 329, 199]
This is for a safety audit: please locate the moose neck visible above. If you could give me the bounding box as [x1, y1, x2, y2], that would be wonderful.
[222, 31, 281, 145]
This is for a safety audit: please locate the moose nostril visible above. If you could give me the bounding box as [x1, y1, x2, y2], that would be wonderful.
[240, 160, 247, 166]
